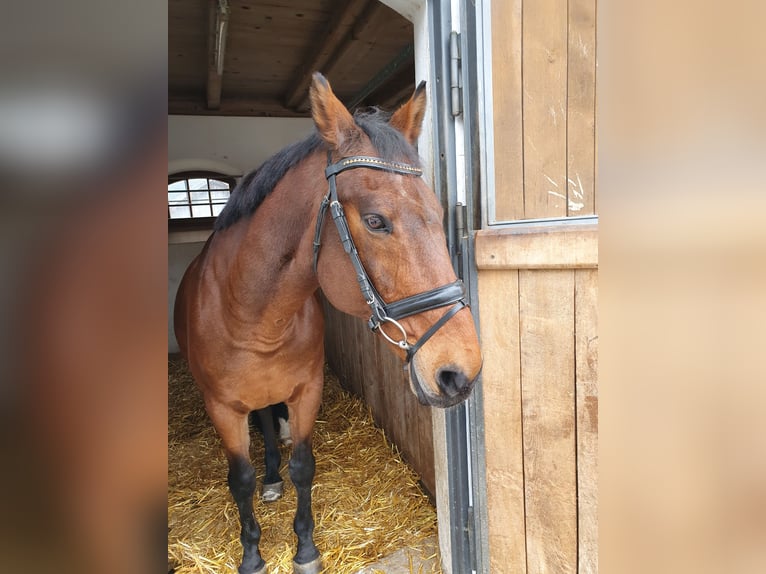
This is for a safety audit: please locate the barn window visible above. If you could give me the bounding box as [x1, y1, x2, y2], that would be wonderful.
[168, 173, 235, 220]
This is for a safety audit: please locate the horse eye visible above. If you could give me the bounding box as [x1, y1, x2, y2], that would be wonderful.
[363, 214, 389, 232]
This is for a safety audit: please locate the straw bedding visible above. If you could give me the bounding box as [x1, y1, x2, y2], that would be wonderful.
[168, 357, 441, 574]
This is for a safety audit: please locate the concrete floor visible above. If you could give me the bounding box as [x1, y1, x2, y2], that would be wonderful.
[353, 535, 440, 574]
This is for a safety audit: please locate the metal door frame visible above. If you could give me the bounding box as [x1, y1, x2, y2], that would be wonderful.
[427, 1, 489, 572]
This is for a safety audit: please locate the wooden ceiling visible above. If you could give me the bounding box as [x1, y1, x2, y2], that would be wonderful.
[169, 0, 416, 117]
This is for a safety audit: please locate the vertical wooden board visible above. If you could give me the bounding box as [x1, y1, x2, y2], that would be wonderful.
[334, 310, 364, 398]
[417, 399, 435, 497]
[332, 310, 351, 391]
[567, 0, 597, 216]
[519, 269, 577, 574]
[523, 0, 568, 219]
[386, 344, 408, 452]
[401, 374, 420, 472]
[490, 0, 524, 221]
[477, 269, 527, 573]
[353, 318, 369, 397]
[369, 335, 389, 430]
[398, 362, 416, 463]
[575, 269, 598, 573]
[353, 319, 374, 410]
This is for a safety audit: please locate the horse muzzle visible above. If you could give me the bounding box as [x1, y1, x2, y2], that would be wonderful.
[408, 359, 481, 409]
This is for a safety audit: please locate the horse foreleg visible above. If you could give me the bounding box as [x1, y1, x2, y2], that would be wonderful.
[228, 456, 266, 574]
[287, 383, 323, 574]
[290, 442, 322, 574]
[206, 400, 266, 574]
[254, 407, 284, 502]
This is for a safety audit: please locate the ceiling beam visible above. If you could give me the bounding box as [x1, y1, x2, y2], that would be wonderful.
[170, 98, 310, 118]
[206, 0, 230, 110]
[282, 0, 369, 111]
[294, 1, 389, 112]
[373, 66, 417, 110]
[345, 43, 414, 109]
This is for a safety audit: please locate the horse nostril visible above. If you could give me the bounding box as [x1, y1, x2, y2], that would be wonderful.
[436, 368, 471, 398]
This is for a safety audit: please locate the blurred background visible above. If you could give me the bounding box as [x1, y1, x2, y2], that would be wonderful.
[0, 1, 166, 573]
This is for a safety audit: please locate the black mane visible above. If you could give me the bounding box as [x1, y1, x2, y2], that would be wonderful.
[214, 108, 421, 232]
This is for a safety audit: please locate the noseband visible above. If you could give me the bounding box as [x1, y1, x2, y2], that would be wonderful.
[313, 151, 467, 373]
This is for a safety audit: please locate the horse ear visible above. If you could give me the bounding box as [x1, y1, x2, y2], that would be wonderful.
[309, 72, 356, 150]
[390, 81, 427, 144]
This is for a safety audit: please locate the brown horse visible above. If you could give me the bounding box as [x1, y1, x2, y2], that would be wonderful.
[174, 73, 482, 574]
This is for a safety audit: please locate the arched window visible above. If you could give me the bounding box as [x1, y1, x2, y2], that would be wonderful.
[168, 172, 236, 221]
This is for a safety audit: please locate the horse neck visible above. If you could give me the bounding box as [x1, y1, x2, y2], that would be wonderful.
[223, 152, 326, 330]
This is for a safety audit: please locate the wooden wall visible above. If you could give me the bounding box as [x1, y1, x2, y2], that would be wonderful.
[321, 297, 436, 497]
[476, 227, 598, 574]
[490, 0, 596, 223]
[479, 0, 598, 571]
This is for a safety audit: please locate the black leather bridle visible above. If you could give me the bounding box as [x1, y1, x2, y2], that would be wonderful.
[313, 151, 468, 376]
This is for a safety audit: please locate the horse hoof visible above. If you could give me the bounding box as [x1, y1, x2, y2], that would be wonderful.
[261, 481, 284, 502]
[293, 556, 322, 574]
[240, 562, 268, 574]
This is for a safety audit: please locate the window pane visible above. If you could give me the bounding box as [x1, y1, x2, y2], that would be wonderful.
[192, 204, 211, 217]
[209, 179, 230, 190]
[210, 190, 230, 201]
[169, 206, 191, 219]
[168, 192, 188, 204]
[188, 178, 208, 190]
[168, 175, 233, 220]
[168, 180, 187, 191]
[190, 191, 210, 203]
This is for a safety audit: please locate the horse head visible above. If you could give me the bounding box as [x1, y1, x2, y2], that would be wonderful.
[310, 72, 482, 408]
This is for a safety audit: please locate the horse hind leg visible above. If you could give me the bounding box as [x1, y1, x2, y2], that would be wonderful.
[207, 401, 267, 574]
[254, 407, 284, 502]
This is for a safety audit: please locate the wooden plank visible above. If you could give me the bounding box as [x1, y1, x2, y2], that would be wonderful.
[350, 314, 368, 399]
[475, 224, 598, 270]
[519, 269, 577, 574]
[369, 328, 388, 429]
[490, 0, 524, 222]
[478, 269, 527, 573]
[403, 369, 423, 478]
[168, 97, 309, 117]
[567, 0, 597, 216]
[294, 1, 394, 111]
[206, 0, 222, 109]
[522, 0, 568, 218]
[575, 269, 598, 574]
[328, 7, 406, 84]
[384, 340, 407, 452]
[416, 397, 435, 497]
[283, 0, 370, 110]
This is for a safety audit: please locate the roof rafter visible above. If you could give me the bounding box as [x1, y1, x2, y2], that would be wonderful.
[206, 0, 230, 110]
[282, 0, 370, 111]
